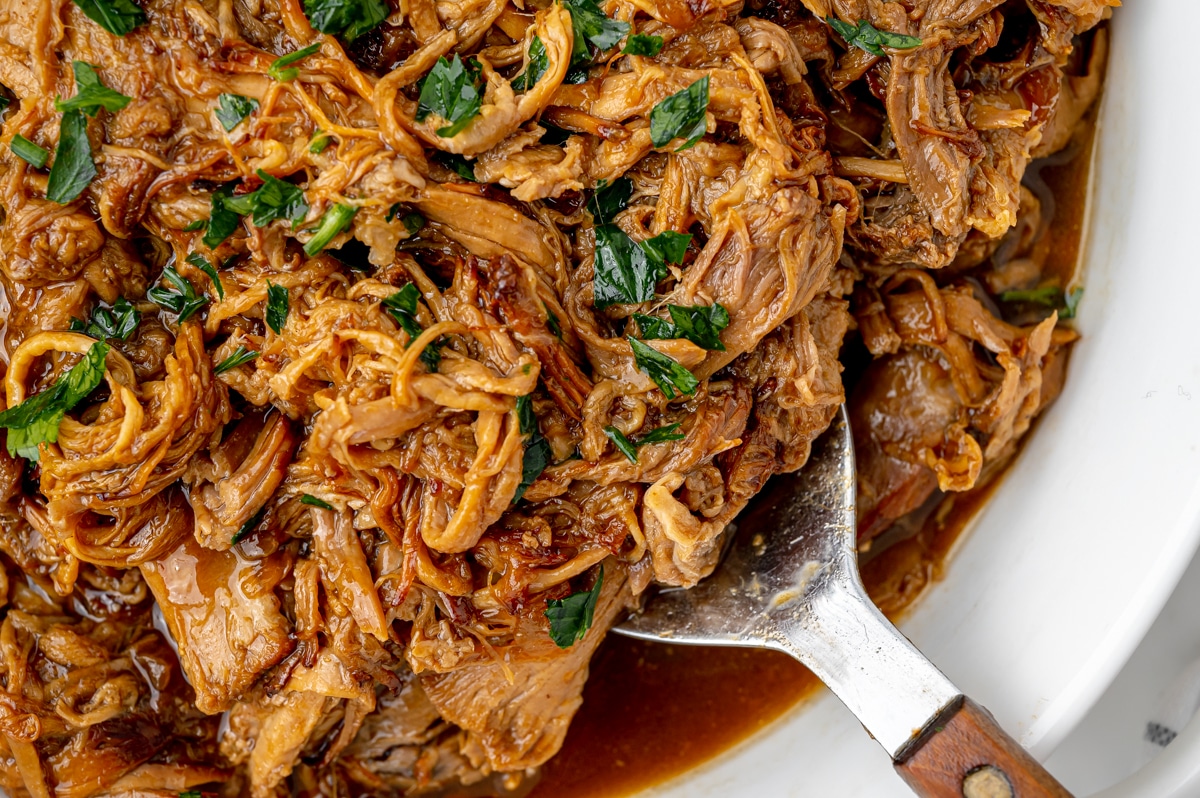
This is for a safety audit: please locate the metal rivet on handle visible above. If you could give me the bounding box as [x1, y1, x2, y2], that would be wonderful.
[962, 765, 1014, 798]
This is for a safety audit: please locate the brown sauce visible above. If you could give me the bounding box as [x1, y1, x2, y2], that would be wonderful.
[529, 105, 1100, 798]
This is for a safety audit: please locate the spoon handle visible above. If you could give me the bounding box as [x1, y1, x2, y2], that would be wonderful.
[895, 696, 1073, 798]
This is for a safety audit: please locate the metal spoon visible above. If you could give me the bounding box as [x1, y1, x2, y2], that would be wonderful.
[615, 407, 1073, 798]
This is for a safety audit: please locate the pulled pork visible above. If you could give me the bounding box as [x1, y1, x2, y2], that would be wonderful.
[0, 0, 1110, 794]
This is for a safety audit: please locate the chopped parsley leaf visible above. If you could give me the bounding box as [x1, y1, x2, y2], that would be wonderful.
[649, 76, 709, 151]
[589, 176, 632, 223]
[512, 36, 548, 91]
[627, 337, 698, 399]
[46, 110, 96, 204]
[603, 422, 685, 463]
[564, 0, 629, 68]
[303, 0, 388, 41]
[213, 345, 258, 375]
[382, 284, 441, 371]
[622, 33, 663, 57]
[185, 252, 224, 300]
[69, 297, 140, 341]
[0, 341, 109, 461]
[148, 267, 208, 322]
[592, 224, 664, 308]
[826, 18, 921, 58]
[215, 93, 258, 132]
[634, 303, 729, 350]
[227, 170, 309, 227]
[71, 0, 146, 36]
[55, 62, 131, 116]
[265, 281, 289, 334]
[417, 55, 483, 138]
[545, 566, 603, 647]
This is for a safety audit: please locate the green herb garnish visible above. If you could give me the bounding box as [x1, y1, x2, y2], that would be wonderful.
[564, 0, 629, 68]
[202, 185, 242, 248]
[627, 337, 698, 399]
[417, 55, 483, 138]
[435, 152, 477, 181]
[544, 303, 563, 339]
[826, 18, 921, 58]
[213, 345, 258, 374]
[309, 130, 331, 153]
[603, 422, 685, 463]
[303, 204, 357, 256]
[265, 281, 289, 334]
[545, 566, 603, 648]
[215, 93, 258, 132]
[649, 76, 708, 151]
[634, 303, 728, 350]
[512, 36, 548, 91]
[622, 33, 663, 57]
[0, 341, 108, 461]
[183, 219, 206, 232]
[300, 493, 334, 510]
[11, 135, 47, 168]
[231, 506, 265, 545]
[997, 285, 1084, 319]
[589, 176, 632, 224]
[303, 0, 388, 40]
[185, 252, 224, 300]
[69, 297, 140, 341]
[269, 42, 321, 82]
[46, 110, 96, 204]
[55, 62, 131, 116]
[149, 267, 208, 322]
[382, 284, 441, 370]
[401, 212, 425, 236]
[71, 0, 146, 36]
[229, 170, 309, 227]
[593, 225, 663, 308]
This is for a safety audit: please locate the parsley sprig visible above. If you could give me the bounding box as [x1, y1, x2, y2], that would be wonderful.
[0, 342, 109, 461]
[545, 566, 604, 648]
[827, 18, 921, 57]
[417, 55, 483, 138]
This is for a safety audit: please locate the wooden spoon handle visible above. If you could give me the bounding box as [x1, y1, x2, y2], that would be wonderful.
[895, 697, 1073, 798]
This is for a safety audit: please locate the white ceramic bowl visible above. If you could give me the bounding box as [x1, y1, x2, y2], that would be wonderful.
[640, 2, 1200, 795]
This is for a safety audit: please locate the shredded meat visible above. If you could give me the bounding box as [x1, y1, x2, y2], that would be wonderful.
[0, 0, 1107, 794]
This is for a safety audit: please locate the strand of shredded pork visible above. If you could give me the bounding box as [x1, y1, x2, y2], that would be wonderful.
[0, 0, 1112, 795]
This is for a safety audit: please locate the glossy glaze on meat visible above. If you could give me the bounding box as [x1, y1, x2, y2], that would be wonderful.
[0, 0, 1111, 794]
